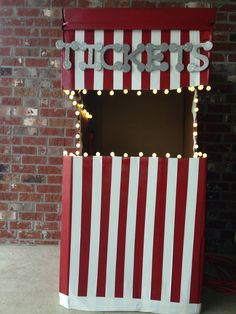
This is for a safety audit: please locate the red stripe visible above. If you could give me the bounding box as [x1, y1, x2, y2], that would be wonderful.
[84, 30, 94, 90]
[151, 158, 168, 300]
[200, 31, 212, 86]
[78, 157, 93, 296]
[62, 31, 75, 90]
[133, 157, 149, 298]
[59, 156, 73, 295]
[96, 157, 112, 296]
[103, 30, 114, 90]
[180, 31, 190, 89]
[115, 158, 130, 297]
[123, 30, 132, 90]
[170, 158, 189, 302]
[160, 31, 170, 90]
[141, 30, 151, 90]
[190, 158, 207, 303]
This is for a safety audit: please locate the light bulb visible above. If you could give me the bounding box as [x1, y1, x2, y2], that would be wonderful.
[69, 94, 74, 100]
[75, 134, 80, 139]
[193, 131, 198, 136]
[83, 152, 88, 157]
[194, 107, 199, 112]
[75, 123, 80, 128]
[82, 89, 87, 94]
[70, 90, 75, 96]
[177, 154, 182, 158]
[193, 152, 198, 158]
[206, 85, 211, 91]
[194, 144, 199, 149]
[164, 89, 169, 95]
[188, 86, 195, 92]
[76, 143, 80, 148]
[123, 153, 128, 158]
[110, 152, 115, 157]
[152, 153, 157, 157]
[198, 152, 203, 157]
[75, 150, 80, 155]
[110, 90, 114, 96]
[193, 122, 198, 127]
[177, 88, 182, 93]
[97, 90, 102, 96]
[137, 90, 142, 96]
[153, 89, 158, 94]
[64, 90, 70, 95]
[75, 110, 80, 116]
[63, 150, 68, 156]
[194, 98, 199, 104]
[203, 153, 207, 158]
[96, 152, 100, 156]
[72, 100, 77, 106]
[165, 153, 170, 158]
[198, 85, 204, 90]
[69, 152, 74, 156]
[123, 89, 128, 94]
[139, 152, 143, 157]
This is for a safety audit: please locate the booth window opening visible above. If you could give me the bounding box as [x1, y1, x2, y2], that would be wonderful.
[63, 86, 211, 159]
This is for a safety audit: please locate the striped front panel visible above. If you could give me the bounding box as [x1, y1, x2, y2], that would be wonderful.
[71, 29, 211, 91]
[60, 156, 206, 313]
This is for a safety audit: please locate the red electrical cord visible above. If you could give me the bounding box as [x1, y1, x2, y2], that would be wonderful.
[204, 253, 236, 295]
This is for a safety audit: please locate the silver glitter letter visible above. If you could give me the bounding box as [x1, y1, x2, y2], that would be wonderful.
[123, 44, 145, 72]
[187, 41, 213, 72]
[56, 40, 80, 70]
[146, 43, 169, 72]
[79, 42, 103, 71]
[100, 43, 123, 70]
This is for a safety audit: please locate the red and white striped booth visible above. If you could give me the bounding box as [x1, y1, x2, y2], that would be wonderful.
[58, 8, 216, 314]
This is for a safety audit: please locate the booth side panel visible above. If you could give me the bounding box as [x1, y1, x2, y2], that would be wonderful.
[59, 156, 73, 296]
[190, 158, 207, 303]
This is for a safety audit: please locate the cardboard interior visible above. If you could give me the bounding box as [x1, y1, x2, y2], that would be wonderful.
[81, 89, 194, 157]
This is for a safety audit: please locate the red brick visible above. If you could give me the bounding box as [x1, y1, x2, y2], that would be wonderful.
[0, 230, 16, 238]
[0, 48, 11, 56]
[19, 212, 44, 221]
[25, 18, 50, 27]
[0, 87, 12, 96]
[0, 28, 14, 36]
[229, 54, 236, 62]
[12, 165, 36, 173]
[15, 47, 39, 56]
[36, 203, 59, 212]
[0, 222, 6, 229]
[0, 183, 9, 191]
[25, 58, 48, 67]
[39, 128, 64, 136]
[12, 146, 37, 155]
[48, 157, 63, 165]
[18, 231, 42, 239]
[0, 8, 14, 16]
[22, 156, 47, 164]
[45, 231, 61, 240]
[38, 165, 62, 175]
[35, 222, 59, 230]
[45, 213, 61, 221]
[45, 194, 62, 202]
[40, 28, 61, 37]
[10, 221, 32, 229]
[0, 193, 18, 201]
[19, 193, 43, 202]
[1, 97, 21, 106]
[36, 184, 61, 193]
[17, 8, 41, 16]
[47, 175, 62, 184]
[12, 184, 35, 193]
[23, 137, 47, 145]
[40, 108, 65, 117]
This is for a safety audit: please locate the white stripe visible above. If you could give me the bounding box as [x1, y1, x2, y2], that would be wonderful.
[124, 157, 140, 298]
[75, 31, 85, 90]
[141, 157, 158, 299]
[93, 30, 104, 90]
[170, 30, 181, 90]
[69, 157, 83, 297]
[180, 158, 199, 303]
[161, 158, 178, 302]
[132, 30, 142, 90]
[87, 156, 102, 297]
[105, 157, 122, 297]
[150, 30, 161, 90]
[189, 30, 200, 87]
[113, 30, 124, 90]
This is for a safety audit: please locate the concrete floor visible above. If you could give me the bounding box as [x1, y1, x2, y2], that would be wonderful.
[0, 245, 235, 314]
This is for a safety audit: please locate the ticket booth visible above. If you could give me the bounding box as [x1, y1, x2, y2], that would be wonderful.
[57, 8, 216, 313]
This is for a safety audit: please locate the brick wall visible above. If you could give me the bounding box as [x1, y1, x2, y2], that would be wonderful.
[0, 0, 235, 252]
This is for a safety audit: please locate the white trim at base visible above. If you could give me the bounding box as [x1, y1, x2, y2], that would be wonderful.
[59, 293, 70, 309]
[59, 293, 201, 314]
